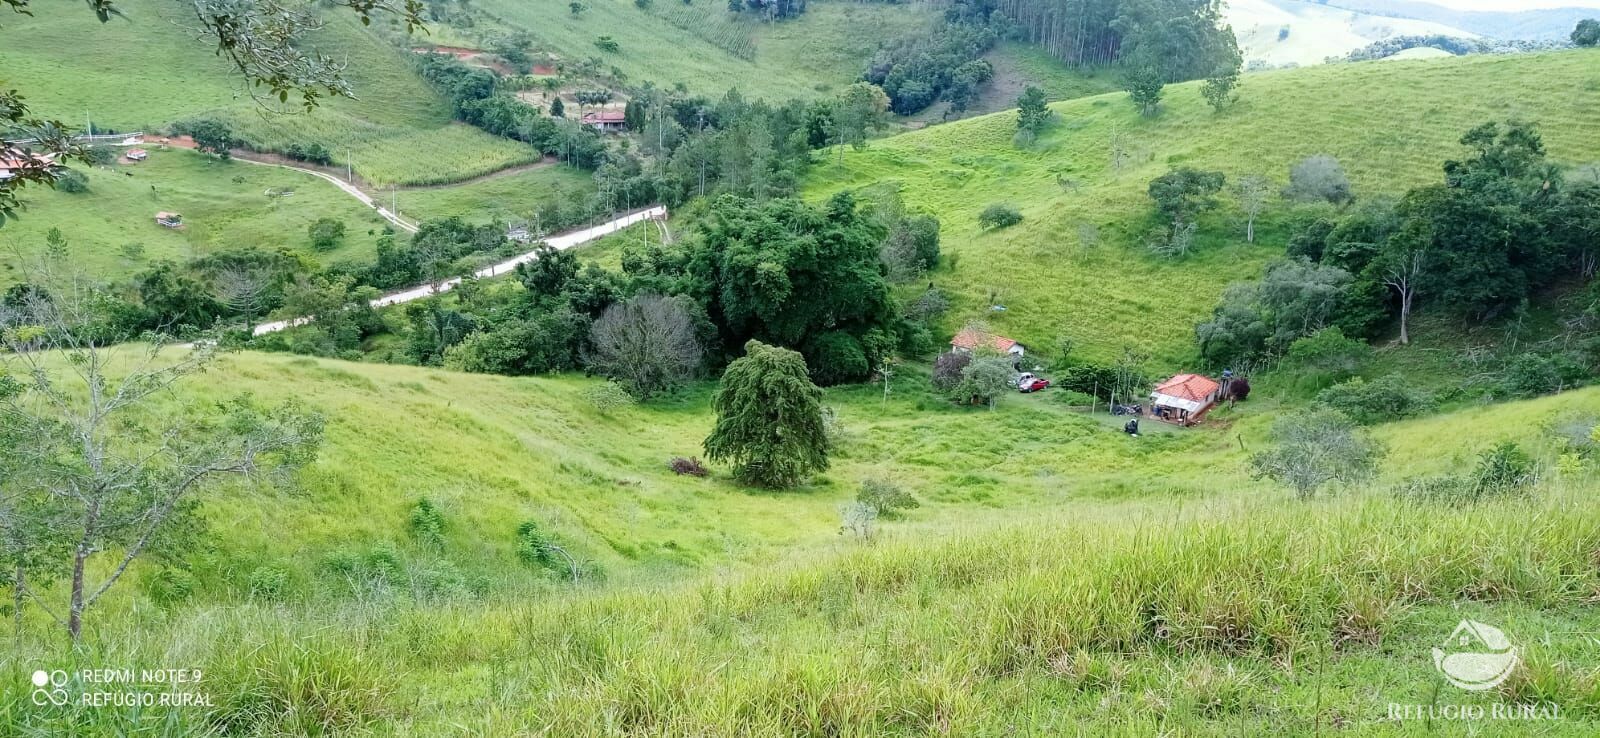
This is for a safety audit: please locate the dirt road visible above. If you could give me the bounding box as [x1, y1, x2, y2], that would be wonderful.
[251, 206, 669, 336]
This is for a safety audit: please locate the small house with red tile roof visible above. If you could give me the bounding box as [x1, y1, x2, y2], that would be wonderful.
[0, 152, 58, 181]
[950, 328, 1025, 358]
[580, 109, 627, 132]
[1149, 373, 1221, 426]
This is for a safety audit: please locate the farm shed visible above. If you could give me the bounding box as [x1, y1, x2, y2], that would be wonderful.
[1150, 374, 1221, 426]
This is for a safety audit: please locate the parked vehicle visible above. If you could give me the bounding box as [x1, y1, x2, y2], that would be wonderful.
[1016, 373, 1051, 393]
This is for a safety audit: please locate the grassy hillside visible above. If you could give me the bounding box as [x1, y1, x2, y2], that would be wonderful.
[0, 149, 391, 281]
[23, 347, 1594, 603]
[476, 0, 936, 100]
[2, 348, 1596, 733]
[0, 0, 540, 185]
[0, 148, 604, 283]
[805, 50, 1600, 367]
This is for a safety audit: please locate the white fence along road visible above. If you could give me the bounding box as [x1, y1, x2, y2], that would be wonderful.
[252, 206, 669, 337]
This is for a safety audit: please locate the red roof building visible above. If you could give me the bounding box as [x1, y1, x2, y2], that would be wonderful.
[580, 110, 627, 132]
[1150, 374, 1221, 424]
[950, 328, 1024, 356]
[0, 152, 58, 181]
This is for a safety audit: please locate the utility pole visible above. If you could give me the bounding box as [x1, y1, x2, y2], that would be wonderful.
[346, 147, 353, 183]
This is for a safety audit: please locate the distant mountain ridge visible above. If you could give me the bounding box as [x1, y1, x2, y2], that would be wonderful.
[1317, 0, 1597, 40]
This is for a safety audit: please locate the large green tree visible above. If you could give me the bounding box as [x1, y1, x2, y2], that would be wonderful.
[682, 193, 897, 384]
[704, 340, 829, 487]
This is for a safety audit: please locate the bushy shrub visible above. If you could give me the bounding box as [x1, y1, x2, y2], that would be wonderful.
[408, 497, 446, 548]
[583, 381, 637, 411]
[1055, 363, 1120, 400]
[857, 478, 919, 517]
[1284, 327, 1370, 381]
[669, 456, 709, 476]
[1284, 154, 1353, 205]
[1395, 441, 1538, 504]
[515, 520, 555, 568]
[55, 169, 89, 193]
[805, 331, 870, 386]
[1315, 374, 1433, 425]
[978, 203, 1023, 230]
[931, 351, 971, 392]
[247, 564, 292, 602]
[308, 217, 346, 251]
[1501, 354, 1562, 398]
[86, 145, 119, 166]
[284, 142, 334, 165]
[144, 568, 197, 607]
[1471, 441, 1536, 496]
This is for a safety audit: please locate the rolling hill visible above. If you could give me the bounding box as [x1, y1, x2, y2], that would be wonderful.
[804, 50, 1600, 367]
[0, 0, 542, 186]
[3, 345, 1597, 734]
[1325, 0, 1600, 40]
[1227, 0, 1482, 67]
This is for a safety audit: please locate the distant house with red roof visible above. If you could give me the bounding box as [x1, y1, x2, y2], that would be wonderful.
[0, 152, 58, 181]
[950, 328, 1025, 358]
[581, 109, 627, 133]
[1149, 373, 1221, 426]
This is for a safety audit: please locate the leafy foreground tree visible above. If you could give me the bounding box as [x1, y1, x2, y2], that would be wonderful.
[704, 340, 829, 487]
[1250, 410, 1383, 499]
[0, 286, 323, 641]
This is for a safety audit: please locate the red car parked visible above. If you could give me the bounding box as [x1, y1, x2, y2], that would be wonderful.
[1016, 373, 1051, 393]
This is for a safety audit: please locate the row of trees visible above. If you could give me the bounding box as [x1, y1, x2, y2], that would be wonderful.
[1197, 121, 1600, 369]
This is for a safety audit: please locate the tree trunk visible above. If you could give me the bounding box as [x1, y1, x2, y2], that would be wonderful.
[68, 544, 88, 641]
[1398, 287, 1413, 345]
[12, 564, 23, 642]
[1246, 216, 1255, 244]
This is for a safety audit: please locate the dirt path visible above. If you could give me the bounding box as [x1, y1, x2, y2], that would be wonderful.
[251, 206, 669, 336]
[136, 135, 560, 230]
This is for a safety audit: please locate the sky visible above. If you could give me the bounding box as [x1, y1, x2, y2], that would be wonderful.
[1421, 0, 1600, 9]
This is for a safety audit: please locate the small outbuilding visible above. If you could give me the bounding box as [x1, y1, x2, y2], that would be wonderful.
[125, 149, 149, 161]
[155, 211, 183, 228]
[950, 328, 1025, 359]
[1149, 373, 1221, 426]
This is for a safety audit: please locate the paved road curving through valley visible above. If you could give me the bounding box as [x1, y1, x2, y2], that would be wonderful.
[251, 206, 668, 336]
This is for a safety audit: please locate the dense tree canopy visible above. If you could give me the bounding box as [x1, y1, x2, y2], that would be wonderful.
[671, 193, 899, 384]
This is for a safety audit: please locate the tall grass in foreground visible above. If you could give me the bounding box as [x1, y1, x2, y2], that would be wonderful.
[5, 479, 1600, 735]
